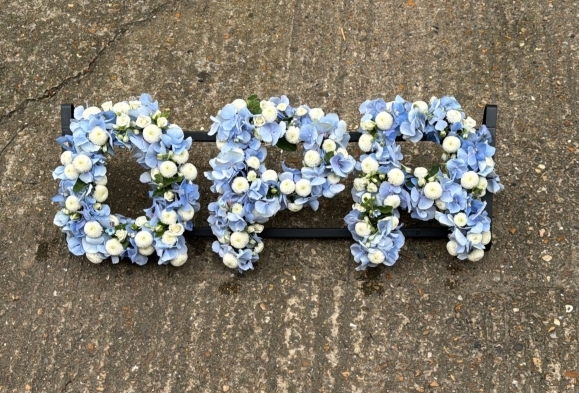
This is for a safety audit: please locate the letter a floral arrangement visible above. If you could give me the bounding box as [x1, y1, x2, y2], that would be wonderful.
[52, 94, 200, 266]
[346, 96, 503, 270]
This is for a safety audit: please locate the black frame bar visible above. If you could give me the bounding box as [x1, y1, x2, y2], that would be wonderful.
[61, 104, 497, 246]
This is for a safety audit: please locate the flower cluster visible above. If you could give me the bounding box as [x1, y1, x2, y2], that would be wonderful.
[347, 96, 503, 269]
[52, 94, 200, 266]
[206, 95, 356, 271]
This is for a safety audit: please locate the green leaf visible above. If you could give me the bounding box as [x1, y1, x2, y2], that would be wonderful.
[247, 94, 258, 101]
[246, 95, 262, 115]
[73, 179, 88, 193]
[276, 137, 298, 152]
[405, 180, 415, 189]
[428, 164, 440, 178]
[376, 206, 393, 215]
[324, 152, 334, 163]
[154, 173, 164, 184]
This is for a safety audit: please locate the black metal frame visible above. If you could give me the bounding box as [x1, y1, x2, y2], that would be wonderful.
[61, 104, 497, 246]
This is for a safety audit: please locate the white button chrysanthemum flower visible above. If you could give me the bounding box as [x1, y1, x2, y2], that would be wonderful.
[261, 170, 278, 182]
[309, 108, 325, 120]
[485, 156, 495, 168]
[246, 170, 257, 182]
[355, 222, 372, 237]
[260, 100, 275, 109]
[295, 179, 312, 197]
[276, 102, 287, 112]
[95, 175, 107, 186]
[159, 161, 178, 178]
[387, 168, 405, 186]
[446, 109, 462, 123]
[353, 203, 365, 212]
[360, 119, 376, 131]
[230, 231, 250, 249]
[304, 150, 322, 167]
[177, 207, 195, 221]
[375, 111, 394, 130]
[280, 179, 296, 194]
[361, 193, 372, 203]
[246, 156, 260, 170]
[254, 242, 264, 253]
[467, 233, 483, 244]
[467, 249, 484, 262]
[82, 106, 102, 119]
[295, 106, 308, 117]
[482, 231, 492, 245]
[135, 216, 148, 227]
[413, 167, 428, 179]
[143, 124, 162, 143]
[460, 171, 479, 189]
[262, 106, 278, 122]
[442, 135, 461, 153]
[288, 202, 303, 212]
[418, 178, 426, 187]
[391, 216, 400, 228]
[413, 101, 429, 113]
[88, 126, 109, 146]
[135, 115, 152, 129]
[170, 253, 188, 267]
[358, 134, 374, 152]
[253, 115, 266, 127]
[367, 183, 378, 193]
[477, 176, 488, 190]
[109, 215, 120, 227]
[113, 101, 130, 114]
[328, 173, 340, 184]
[231, 203, 244, 215]
[446, 240, 459, 256]
[129, 100, 141, 109]
[139, 246, 155, 256]
[232, 177, 250, 194]
[424, 181, 443, 200]
[361, 157, 379, 174]
[368, 250, 385, 264]
[435, 199, 446, 210]
[94, 185, 109, 203]
[164, 191, 174, 201]
[172, 150, 189, 164]
[105, 238, 124, 256]
[116, 114, 131, 128]
[384, 195, 401, 208]
[115, 229, 128, 242]
[84, 221, 103, 238]
[322, 139, 336, 152]
[60, 151, 73, 166]
[232, 99, 247, 111]
[253, 224, 264, 233]
[160, 209, 178, 225]
[180, 163, 198, 181]
[72, 155, 93, 173]
[169, 223, 185, 236]
[134, 231, 154, 248]
[453, 212, 468, 227]
[285, 126, 300, 144]
[161, 232, 177, 246]
[65, 195, 81, 212]
[157, 117, 168, 128]
[223, 253, 239, 269]
[86, 253, 103, 264]
[464, 116, 476, 130]
[354, 178, 368, 191]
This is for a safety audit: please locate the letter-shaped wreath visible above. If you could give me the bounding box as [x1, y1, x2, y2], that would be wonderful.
[346, 96, 503, 269]
[206, 95, 357, 271]
[52, 94, 200, 266]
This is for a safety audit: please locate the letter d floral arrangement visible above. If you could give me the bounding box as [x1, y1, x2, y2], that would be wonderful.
[206, 95, 356, 271]
[346, 96, 503, 270]
[52, 94, 200, 266]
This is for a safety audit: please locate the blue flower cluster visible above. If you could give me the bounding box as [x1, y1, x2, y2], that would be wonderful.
[206, 96, 356, 271]
[52, 94, 200, 266]
[347, 96, 503, 269]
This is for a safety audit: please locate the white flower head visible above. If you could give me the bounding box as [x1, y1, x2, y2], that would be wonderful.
[355, 222, 372, 237]
[295, 179, 312, 197]
[442, 135, 461, 153]
[446, 110, 462, 124]
[446, 240, 459, 256]
[65, 195, 81, 212]
[285, 126, 300, 144]
[129, 100, 141, 109]
[72, 154, 93, 173]
[143, 124, 162, 143]
[113, 101, 130, 114]
[322, 139, 336, 152]
[134, 231, 153, 248]
[135, 115, 152, 129]
[247, 170, 257, 182]
[95, 175, 107, 186]
[115, 229, 128, 242]
[368, 250, 385, 264]
[304, 150, 322, 167]
[84, 221, 103, 239]
[360, 119, 376, 131]
[82, 106, 102, 119]
[413, 167, 428, 179]
[276, 102, 287, 112]
[328, 173, 340, 184]
[280, 179, 296, 194]
[60, 151, 73, 166]
[361, 193, 372, 203]
[253, 115, 266, 127]
[467, 249, 484, 262]
[223, 253, 238, 269]
[453, 212, 468, 227]
[169, 223, 185, 236]
[159, 161, 178, 178]
[161, 232, 177, 246]
[88, 126, 109, 146]
[253, 224, 264, 233]
[260, 100, 275, 110]
[94, 185, 109, 203]
[387, 168, 405, 186]
[485, 156, 495, 168]
[464, 116, 476, 130]
[467, 233, 483, 244]
[261, 170, 278, 182]
[461, 171, 479, 189]
[246, 156, 260, 170]
[254, 242, 264, 253]
[232, 177, 250, 194]
[288, 202, 303, 212]
[172, 149, 189, 164]
[139, 246, 155, 256]
[418, 178, 426, 187]
[86, 253, 103, 264]
[101, 101, 113, 111]
[384, 195, 401, 208]
[232, 99, 247, 111]
[157, 117, 168, 128]
[390, 216, 400, 228]
[336, 148, 349, 158]
[354, 177, 368, 191]
[361, 157, 379, 174]
[230, 231, 250, 249]
[309, 108, 325, 120]
[375, 111, 394, 130]
[180, 163, 198, 181]
[170, 253, 188, 267]
[367, 183, 378, 193]
[435, 199, 446, 210]
[135, 216, 148, 227]
[477, 176, 488, 190]
[64, 164, 79, 180]
[164, 191, 174, 201]
[116, 114, 131, 128]
[262, 106, 278, 122]
[105, 238, 124, 256]
[358, 134, 374, 152]
[160, 209, 178, 225]
[424, 182, 443, 200]
[295, 106, 308, 117]
[177, 207, 195, 221]
[482, 231, 492, 245]
[412, 101, 429, 113]
[231, 203, 244, 215]
[109, 215, 120, 227]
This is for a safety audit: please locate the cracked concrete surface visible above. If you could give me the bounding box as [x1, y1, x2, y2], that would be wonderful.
[1, 0, 579, 392]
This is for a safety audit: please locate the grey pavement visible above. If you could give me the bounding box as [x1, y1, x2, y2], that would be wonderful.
[1, 0, 578, 392]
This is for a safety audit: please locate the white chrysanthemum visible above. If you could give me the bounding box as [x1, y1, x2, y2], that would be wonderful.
[139, 246, 155, 256]
[485, 156, 495, 169]
[253, 115, 266, 127]
[477, 176, 488, 190]
[223, 253, 239, 269]
[254, 242, 264, 253]
[355, 222, 372, 237]
[232, 99, 247, 111]
[353, 203, 365, 212]
[230, 231, 250, 249]
[446, 240, 459, 256]
[65, 195, 81, 212]
[169, 223, 185, 236]
[260, 100, 275, 109]
[361, 193, 372, 203]
[135, 115, 152, 129]
[435, 199, 446, 210]
[429, 96, 438, 104]
[180, 163, 198, 181]
[84, 221, 103, 238]
[277, 102, 287, 112]
[150, 168, 161, 179]
[82, 106, 102, 119]
[170, 253, 188, 267]
[94, 185, 109, 203]
[446, 110, 462, 124]
[161, 232, 177, 246]
[464, 116, 476, 130]
[368, 250, 385, 264]
[261, 170, 278, 182]
[391, 216, 400, 228]
[322, 139, 336, 152]
[295, 106, 308, 117]
[129, 100, 141, 109]
[418, 178, 426, 187]
[413, 167, 428, 179]
[453, 212, 468, 227]
[116, 114, 131, 128]
[285, 126, 300, 144]
[115, 229, 127, 242]
[60, 151, 73, 166]
[247, 170, 257, 182]
[101, 101, 113, 111]
[86, 253, 103, 264]
[244, 156, 260, 171]
[482, 231, 492, 245]
[295, 179, 312, 197]
[384, 195, 401, 208]
[157, 117, 168, 128]
[159, 161, 178, 178]
[229, 203, 242, 216]
[328, 173, 340, 184]
[164, 191, 174, 201]
[375, 111, 394, 130]
[135, 216, 148, 227]
[232, 177, 249, 194]
[105, 238, 124, 256]
[387, 168, 405, 186]
[280, 179, 296, 194]
[360, 119, 376, 131]
[177, 207, 195, 221]
[361, 157, 379, 174]
[309, 108, 324, 120]
[160, 209, 178, 225]
[304, 150, 322, 167]
[172, 150, 189, 164]
[358, 134, 374, 152]
[467, 233, 483, 244]
[72, 155, 92, 173]
[461, 171, 479, 189]
[109, 215, 120, 227]
[413, 101, 429, 113]
[288, 202, 303, 212]
[336, 148, 349, 158]
[95, 175, 107, 186]
[354, 178, 368, 191]
[143, 124, 162, 143]
[467, 249, 484, 262]
[262, 106, 278, 122]
[88, 126, 109, 146]
[113, 101, 130, 114]
[442, 135, 461, 153]
[135, 231, 154, 248]
[254, 224, 264, 233]
[367, 183, 378, 193]
[424, 182, 443, 200]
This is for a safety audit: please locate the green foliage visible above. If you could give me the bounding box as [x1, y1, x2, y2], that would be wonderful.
[276, 137, 297, 152]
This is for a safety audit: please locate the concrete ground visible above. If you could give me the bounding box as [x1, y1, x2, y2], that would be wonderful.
[1, 0, 578, 391]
